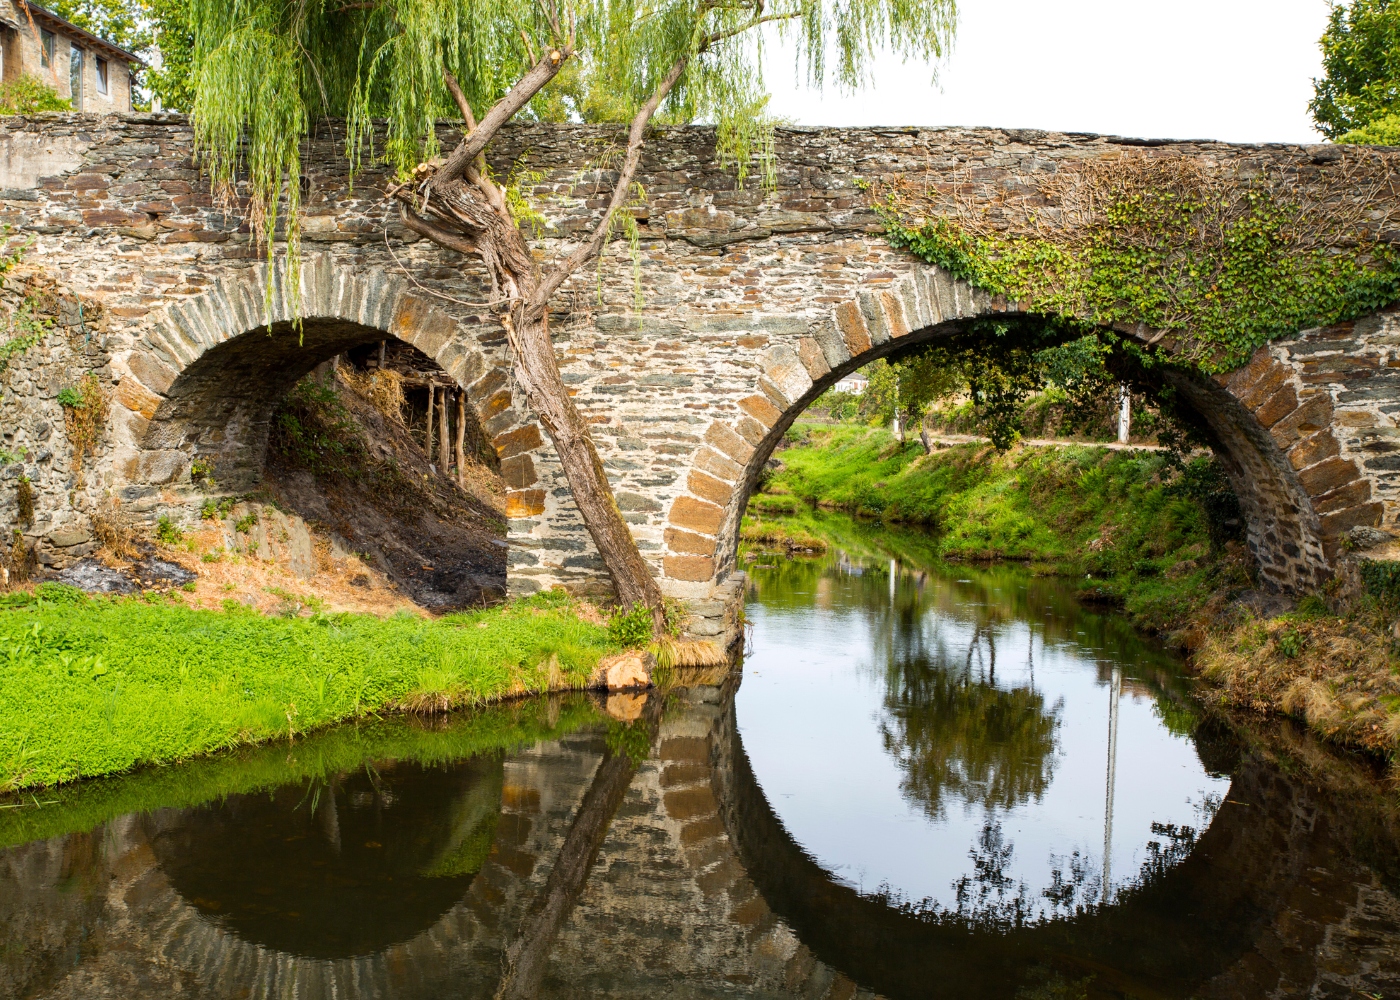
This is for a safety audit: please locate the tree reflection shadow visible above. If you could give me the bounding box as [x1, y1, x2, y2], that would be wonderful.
[880, 654, 1062, 819]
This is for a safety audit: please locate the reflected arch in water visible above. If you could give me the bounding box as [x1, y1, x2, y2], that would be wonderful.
[146, 755, 504, 959]
[715, 681, 1350, 1000]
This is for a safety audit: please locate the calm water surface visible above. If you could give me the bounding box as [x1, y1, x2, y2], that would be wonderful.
[3, 516, 1400, 999]
[740, 553, 1225, 922]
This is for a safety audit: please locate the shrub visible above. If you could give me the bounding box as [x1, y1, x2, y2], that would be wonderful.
[155, 515, 184, 545]
[91, 500, 140, 560]
[607, 602, 654, 648]
[0, 75, 70, 115]
[1360, 559, 1400, 608]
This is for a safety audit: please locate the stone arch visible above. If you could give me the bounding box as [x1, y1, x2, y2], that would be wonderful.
[114, 255, 512, 496]
[657, 264, 1369, 595]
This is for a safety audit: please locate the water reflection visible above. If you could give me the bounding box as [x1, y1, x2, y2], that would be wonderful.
[881, 663, 1060, 818]
[740, 518, 1219, 921]
[2, 517, 1400, 998]
[147, 756, 502, 958]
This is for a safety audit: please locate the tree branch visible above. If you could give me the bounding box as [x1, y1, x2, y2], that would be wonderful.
[701, 11, 802, 50]
[443, 69, 477, 129]
[528, 54, 689, 309]
[443, 69, 519, 230]
[434, 49, 572, 188]
[395, 202, 479, 257]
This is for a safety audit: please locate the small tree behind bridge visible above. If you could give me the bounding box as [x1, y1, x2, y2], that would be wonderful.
[189, 0, 955, 625]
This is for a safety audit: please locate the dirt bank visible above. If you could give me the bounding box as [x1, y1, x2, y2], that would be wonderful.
[263, 367, 508, 611]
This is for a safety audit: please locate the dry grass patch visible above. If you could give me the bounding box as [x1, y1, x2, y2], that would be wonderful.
[1195, 609, 1400, 755]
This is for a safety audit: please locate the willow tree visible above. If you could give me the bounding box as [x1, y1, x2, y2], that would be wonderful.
[190, 0, 955, 620]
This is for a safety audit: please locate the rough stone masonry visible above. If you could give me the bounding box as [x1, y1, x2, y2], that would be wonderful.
[3, 112, 1400, 617]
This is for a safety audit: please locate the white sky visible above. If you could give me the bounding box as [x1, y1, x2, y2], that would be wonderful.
[760, 0, 1334, 144]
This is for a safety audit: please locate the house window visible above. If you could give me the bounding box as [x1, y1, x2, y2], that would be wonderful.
[40, 29, 54, 68]
[69, 45, 83, 109]
[95, 57, 108, 95]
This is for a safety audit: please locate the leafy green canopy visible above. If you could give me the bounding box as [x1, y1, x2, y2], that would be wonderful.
[188, 0, 955, 265]
[828, 318, 1152, 451]
[46, 0, 151, 54]
[1312, 0, 1400, 144]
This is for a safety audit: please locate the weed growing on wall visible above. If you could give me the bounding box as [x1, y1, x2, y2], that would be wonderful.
[57, 374, 110, 474]
[0, 234, 52, 377]
[14, 476, 33, 526]
[877, 151, 1400, 373]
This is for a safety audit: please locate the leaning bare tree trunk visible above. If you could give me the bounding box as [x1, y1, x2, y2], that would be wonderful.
[507, 306, 666, 616]
[425, 385, 435, 466]
[438, 384, 451, 474]
[455, 391, 467, 487]
[387, 49, 695, 625]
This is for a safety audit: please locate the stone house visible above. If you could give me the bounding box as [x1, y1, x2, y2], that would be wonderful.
[0, 0, 139, 112]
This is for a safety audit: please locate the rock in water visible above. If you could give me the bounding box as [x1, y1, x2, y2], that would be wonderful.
[591, 651, 655, 691]
[605, 692, 648, 722]
[56, 559, 137, 594]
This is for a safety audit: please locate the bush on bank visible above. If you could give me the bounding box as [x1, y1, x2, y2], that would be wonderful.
[751, 425, 1234, 592]
[0, 585, 619, 791]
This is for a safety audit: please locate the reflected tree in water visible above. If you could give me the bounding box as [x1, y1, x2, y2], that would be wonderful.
[879, 652, 1062, 818]
[951, 821, 1033, 928]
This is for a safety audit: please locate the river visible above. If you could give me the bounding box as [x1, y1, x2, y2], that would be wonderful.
[3, 514, 1399, 999]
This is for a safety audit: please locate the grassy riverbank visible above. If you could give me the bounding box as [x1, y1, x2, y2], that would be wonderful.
[0, 585, 620, 791]
[746, 424, 1245, 633]
[1191, 595, 1400, 758]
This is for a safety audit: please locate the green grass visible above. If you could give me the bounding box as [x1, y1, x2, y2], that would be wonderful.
[751, 424, 1245, 633]
[0, 695, 601, 849]
[0, 585, 620, 791]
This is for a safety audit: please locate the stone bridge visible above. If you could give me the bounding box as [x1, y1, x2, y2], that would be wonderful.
[4, 114, 1400, 603]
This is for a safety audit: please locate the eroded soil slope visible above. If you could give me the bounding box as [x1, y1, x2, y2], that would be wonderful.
[263, 369, 507, 611]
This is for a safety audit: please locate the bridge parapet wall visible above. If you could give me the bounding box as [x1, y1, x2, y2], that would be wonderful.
[1, 114, 1396, 598]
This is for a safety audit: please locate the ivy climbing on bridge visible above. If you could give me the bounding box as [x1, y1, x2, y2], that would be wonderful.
[877, 150, 1400, 374]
